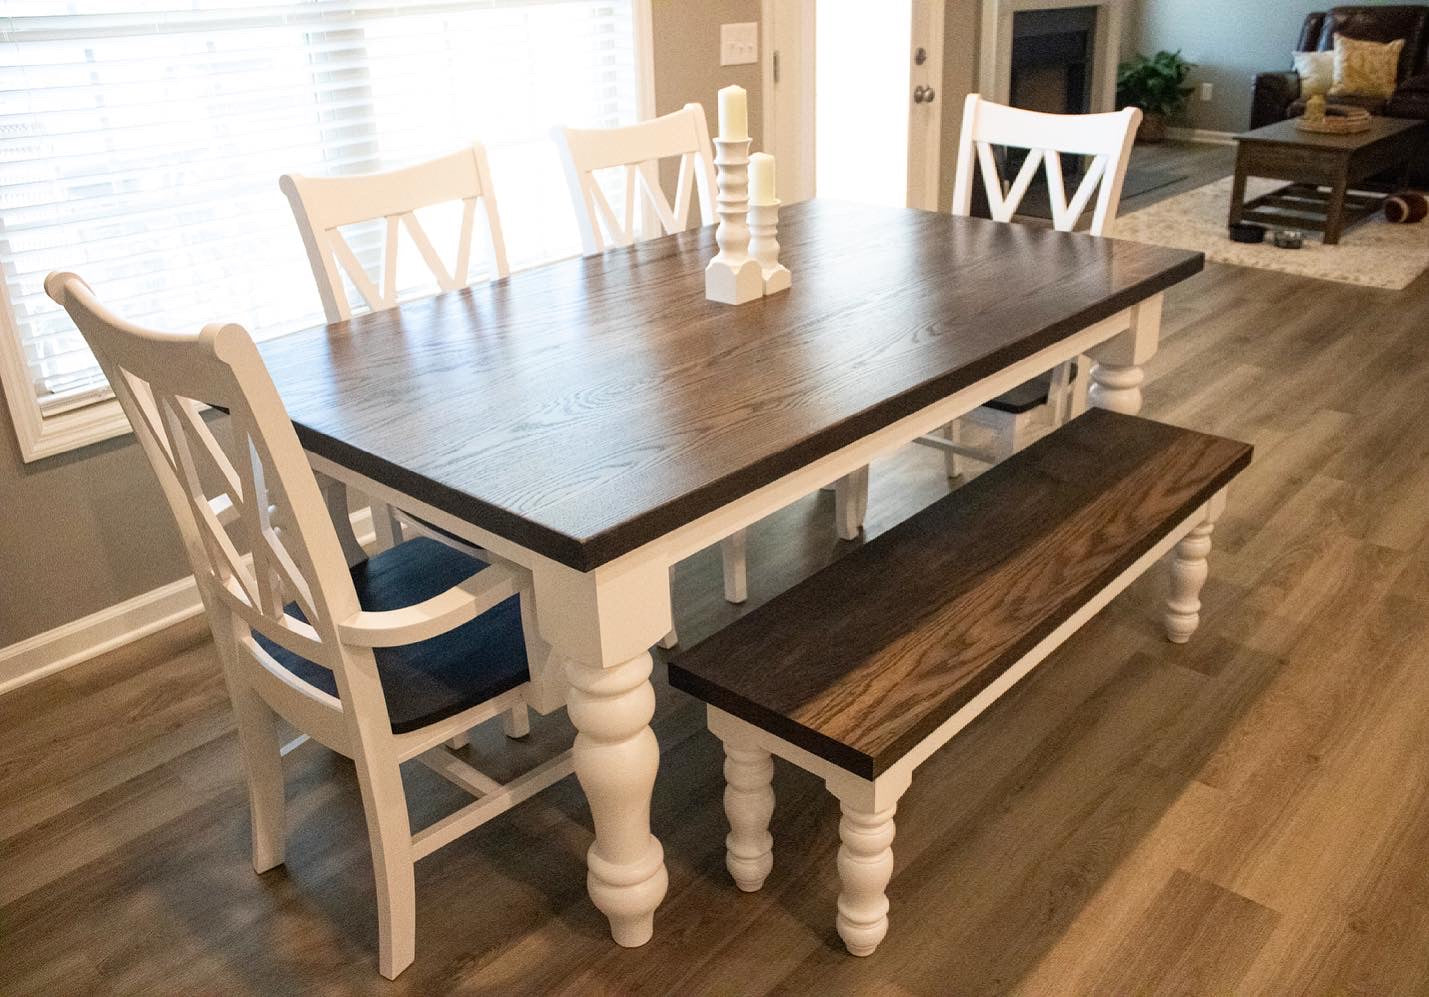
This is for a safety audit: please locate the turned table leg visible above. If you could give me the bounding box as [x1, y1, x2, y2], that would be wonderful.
[1089, 294, 1161, 417]
[1088, 362, 1146, 415]
[564, 652, 669, 946]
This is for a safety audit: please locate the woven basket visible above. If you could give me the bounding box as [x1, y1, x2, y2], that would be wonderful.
[1296, 107, 1373, 134]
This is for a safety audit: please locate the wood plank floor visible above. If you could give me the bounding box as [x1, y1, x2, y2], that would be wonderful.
[5, 143, 1429, 995]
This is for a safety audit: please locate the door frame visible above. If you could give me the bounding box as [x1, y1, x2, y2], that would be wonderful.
[907, 0, 945, 210]
[761, 0, 817, 203]
[762, 1, 943, 210]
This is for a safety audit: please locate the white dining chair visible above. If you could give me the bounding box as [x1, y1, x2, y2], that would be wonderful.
[280, 145, 511, 553]
[46, 272, 571, 980]
[553, 104, 745, 644]
[925, 94, 1142, 476]
[553, 102, 717, 256]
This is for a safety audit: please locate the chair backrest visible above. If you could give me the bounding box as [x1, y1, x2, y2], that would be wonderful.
[45, 272, 385, 736]
[950, 94, 1141, 237]
[280, 144, 510, 323]
[553, 103, 718, 256]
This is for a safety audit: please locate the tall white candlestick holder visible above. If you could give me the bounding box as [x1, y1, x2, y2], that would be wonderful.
[748, 199, 790, 295]
[705, 137, 764, 305]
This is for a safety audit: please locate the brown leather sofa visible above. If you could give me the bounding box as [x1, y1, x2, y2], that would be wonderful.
[1251, 6, 1428, 183]
[1251, 6, 1429, 124]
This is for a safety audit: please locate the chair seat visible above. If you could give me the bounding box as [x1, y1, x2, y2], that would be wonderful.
[255, 537, 529, 734]
[981, 362, 1079, 415]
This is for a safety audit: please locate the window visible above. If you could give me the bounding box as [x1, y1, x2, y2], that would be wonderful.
[0, 0, 654, 461]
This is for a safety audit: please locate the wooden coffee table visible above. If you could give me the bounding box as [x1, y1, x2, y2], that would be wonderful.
[1229, 116, 1427, 244]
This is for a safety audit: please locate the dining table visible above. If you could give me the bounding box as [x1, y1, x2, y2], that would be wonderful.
[257, 197, 1204, 947]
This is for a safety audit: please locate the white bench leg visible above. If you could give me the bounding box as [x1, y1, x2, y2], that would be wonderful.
[1166, 516, 1216, 644]
[834, 799, 897, 956]
[720, 736, 774, 891]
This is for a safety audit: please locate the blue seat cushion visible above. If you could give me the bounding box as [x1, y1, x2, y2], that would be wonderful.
[253, 537, 529, 735]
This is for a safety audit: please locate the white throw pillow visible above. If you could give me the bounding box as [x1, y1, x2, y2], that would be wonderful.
[1293, 50, 1335, 98]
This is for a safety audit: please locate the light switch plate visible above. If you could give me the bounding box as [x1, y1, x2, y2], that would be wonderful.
[720, 22, 758, 66]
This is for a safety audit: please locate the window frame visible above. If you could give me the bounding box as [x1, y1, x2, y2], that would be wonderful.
[2, 0, 657, 463]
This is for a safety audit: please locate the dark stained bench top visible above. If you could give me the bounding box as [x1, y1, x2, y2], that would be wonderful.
[668, 409, 1252, 780]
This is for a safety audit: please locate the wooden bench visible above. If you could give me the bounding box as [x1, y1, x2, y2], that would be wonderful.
[668, 408, 1251, 956]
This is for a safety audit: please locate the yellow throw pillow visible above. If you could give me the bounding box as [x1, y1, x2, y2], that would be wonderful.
[1329, 33, 1404, 99]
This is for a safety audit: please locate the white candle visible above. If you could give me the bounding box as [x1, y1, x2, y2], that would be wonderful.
[749, 152, 776, 205]
[718, 84, 748, 141]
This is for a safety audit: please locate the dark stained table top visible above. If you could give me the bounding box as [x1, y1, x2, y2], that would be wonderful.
[260, 199, 1203, 571]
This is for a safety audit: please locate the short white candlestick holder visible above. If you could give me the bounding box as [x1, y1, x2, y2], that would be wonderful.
[748, 199, 790, 295]
[705, 137, 764, 305]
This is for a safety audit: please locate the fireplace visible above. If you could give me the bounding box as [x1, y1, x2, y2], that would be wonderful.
[979, 0, 1125, 115]
[1009, 7, 1097, 116]
[976, 0, 1125, 218]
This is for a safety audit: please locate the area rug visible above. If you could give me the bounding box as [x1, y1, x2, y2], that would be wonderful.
[1111, 175, 1429, 290]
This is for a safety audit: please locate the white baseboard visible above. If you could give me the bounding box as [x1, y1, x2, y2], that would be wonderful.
[1166, 127, 1237, 146]
[0, 508, 376, 697]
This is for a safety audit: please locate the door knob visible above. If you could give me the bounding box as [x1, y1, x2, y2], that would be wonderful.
[913, 85, 936, 104]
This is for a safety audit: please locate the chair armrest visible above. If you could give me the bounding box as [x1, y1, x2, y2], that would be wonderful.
[1251, 71, 1300, 129]
[338, 562, 527, 648]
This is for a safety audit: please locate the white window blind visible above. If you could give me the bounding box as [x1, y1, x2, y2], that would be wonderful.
[0, 0, 641, 413]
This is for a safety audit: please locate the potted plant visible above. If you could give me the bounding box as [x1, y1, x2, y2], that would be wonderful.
[1116, 50, 1196, 143]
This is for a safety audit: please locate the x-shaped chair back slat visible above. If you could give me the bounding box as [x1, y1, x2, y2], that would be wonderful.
[951, 94, 1141, 236]
[554, 103, 718, 256]
[281, 144, 510, 323]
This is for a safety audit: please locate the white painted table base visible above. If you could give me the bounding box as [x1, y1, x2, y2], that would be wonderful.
[300, 292, 1165, 947]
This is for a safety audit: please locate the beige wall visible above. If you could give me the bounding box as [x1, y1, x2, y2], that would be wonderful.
[939, 0, 982, 212]
[0, 2, 755, 648]
[0, 400, 191, 645]
[650, 0, 763, 220]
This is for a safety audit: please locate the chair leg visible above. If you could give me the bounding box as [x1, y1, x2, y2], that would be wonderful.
[1049, 360, 1073, 424]
[720, 736, 774, 891]
[721, 530, 749, 605]
[227, 678, 287, 874]
[835, 466, 869, 541]
[834, 799, 897, 957]
[997, 412, 1031, 461]
[1069, 355, 1091, 418]
[445, 732, 468, 750]
[503, 703, 531, 739]
[352, 752, 417, 979]
[1166, 518, 1216, 644]
[941, 421, 963, 479]
[370, 499, 404, 551]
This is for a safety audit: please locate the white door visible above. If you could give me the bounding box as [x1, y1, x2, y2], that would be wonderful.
[764, 1, 943, 210]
